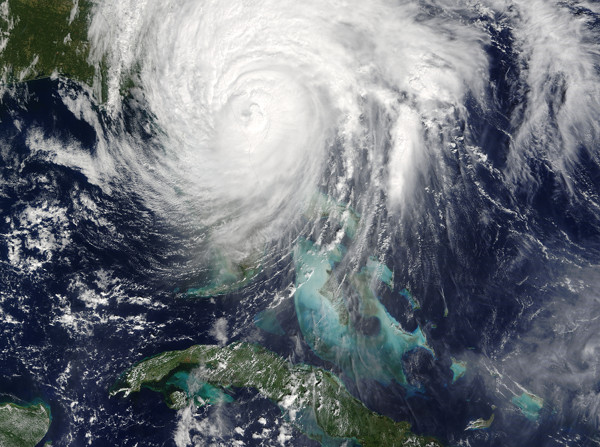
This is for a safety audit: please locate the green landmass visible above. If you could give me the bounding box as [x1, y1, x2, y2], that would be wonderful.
[184, 251, 261, 298]
[400, 288, 420, 310]
[0, 0, 94, 84]
[0, 401, 51, 447]
[465, 413, 494, 431]
[112, 342, 442, 447]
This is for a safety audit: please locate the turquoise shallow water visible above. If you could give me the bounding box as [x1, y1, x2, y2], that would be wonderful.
[512, 392, 543, 421]
[254, 308, 286, 336]
[450, 359, 467, 383]
[293, 238, 433, 388]
[3, 1, 600, 444]
[166, 371, 234, 406]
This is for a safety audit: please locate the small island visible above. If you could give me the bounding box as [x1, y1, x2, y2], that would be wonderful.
[465, 414, 494, 431]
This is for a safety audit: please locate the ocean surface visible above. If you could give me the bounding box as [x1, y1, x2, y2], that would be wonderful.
[1, 1, 600, 446]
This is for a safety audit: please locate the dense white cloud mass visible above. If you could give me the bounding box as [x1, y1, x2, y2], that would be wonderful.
[84, 0, 600, 256]
[4, 0, 600, 445]
[84, 0, 494, 260]
[66, 1, 600, 443]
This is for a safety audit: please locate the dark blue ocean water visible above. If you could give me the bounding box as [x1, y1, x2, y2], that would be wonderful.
[1, 7, 600, 445]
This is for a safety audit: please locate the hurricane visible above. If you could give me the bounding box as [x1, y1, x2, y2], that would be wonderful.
[1, 0, 600, 446]
[81, 0, 495, 295]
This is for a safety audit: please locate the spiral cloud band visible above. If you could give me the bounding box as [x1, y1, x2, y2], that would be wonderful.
[86, 0, 494, 255]
[3, 0, 600, 444]
[47, 0, 600, 443]
[86, 0, 600, 238]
